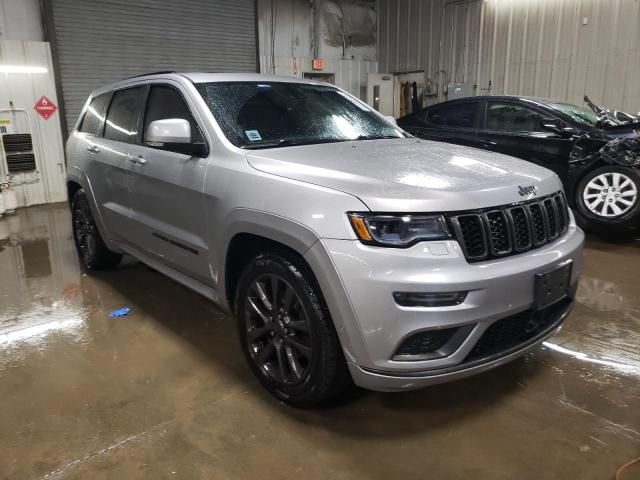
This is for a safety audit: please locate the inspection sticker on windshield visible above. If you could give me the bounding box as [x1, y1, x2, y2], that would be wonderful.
[245, 130, 262, 142]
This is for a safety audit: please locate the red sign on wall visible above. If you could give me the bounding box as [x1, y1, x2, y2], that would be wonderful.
[34, 96, 58, 120]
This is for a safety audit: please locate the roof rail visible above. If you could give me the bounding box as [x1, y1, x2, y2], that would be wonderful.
[124, 71, 176, 79]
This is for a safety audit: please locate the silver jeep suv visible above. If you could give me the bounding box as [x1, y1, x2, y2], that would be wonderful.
[66, 73, 584, 407]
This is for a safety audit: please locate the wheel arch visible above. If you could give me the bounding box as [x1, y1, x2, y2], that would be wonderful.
[221, 209, 321, 313]
[66, 179, 83, 206]
[66, 172, 120, 252]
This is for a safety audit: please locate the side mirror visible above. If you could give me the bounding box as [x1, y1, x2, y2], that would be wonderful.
[145, 118, 208, 156]
[385, 115, 398, 126]
[146, 118, 191, 144]
[541, 118, 563, 134]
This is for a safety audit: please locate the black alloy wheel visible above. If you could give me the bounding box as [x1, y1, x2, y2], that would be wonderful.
[73, 193, 98, 264]
[71, 189, 122, 269]
[235, 252, 351, 407]
[244, 273, 313, 386]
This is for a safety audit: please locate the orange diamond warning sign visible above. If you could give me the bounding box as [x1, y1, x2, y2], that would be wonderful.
[34, 96, 57, 120]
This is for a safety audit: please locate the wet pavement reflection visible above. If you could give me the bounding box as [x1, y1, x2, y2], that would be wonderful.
[1, 204, 639, 479]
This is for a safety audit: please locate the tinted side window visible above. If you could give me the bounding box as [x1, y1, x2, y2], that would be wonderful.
[486, 102, 546, 132]
[143, 85, 203, 144]
[104, 87, 145, 143]
[78, 93, 112, 135]
[427, 102, 478, 128]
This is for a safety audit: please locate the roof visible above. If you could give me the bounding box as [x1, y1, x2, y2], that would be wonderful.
[180, 72, 322, 84]
[90, 72, 329, 98]
[124, 72, 324, 85]
[435, 95, 570, 107]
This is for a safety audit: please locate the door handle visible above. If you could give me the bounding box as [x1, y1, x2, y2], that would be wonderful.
[87, 145, 100, 153]
[128, 155, 147, 165]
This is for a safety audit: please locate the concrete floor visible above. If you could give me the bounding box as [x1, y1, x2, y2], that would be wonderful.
[1, 203, 639, 480]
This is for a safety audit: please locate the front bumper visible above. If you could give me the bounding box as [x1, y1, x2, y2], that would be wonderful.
[305, 224, 584, 391]
[349, 298, 573, 391]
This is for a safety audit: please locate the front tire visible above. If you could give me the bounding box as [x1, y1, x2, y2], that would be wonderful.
[71, 189, 122, 269]
[575, 166, 640, 231]
[235, 252, 351, 408]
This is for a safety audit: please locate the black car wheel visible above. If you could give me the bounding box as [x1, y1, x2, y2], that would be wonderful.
[71, 189, 122, 269]
[235, 252, 351, 407]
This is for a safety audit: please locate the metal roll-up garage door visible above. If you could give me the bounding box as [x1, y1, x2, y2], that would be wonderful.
[44, 0, 257, 133]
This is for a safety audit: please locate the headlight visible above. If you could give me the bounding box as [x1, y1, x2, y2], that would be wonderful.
[347, 213, 451, 247]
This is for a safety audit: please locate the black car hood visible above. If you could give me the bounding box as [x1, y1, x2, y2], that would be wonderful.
[600, 122, 640, 138]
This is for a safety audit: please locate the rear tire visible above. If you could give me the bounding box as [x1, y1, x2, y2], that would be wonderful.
[71, 189, 122, 269]
[235, 252, 352, 408]
[575, 165, 640, 232]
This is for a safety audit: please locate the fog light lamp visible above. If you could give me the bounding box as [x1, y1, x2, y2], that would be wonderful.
[393, 291, 467, 307]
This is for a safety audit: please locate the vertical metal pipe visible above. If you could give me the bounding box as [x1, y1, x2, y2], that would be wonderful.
[489, 0, 499, 94]
[503, 2, 514, 94]
[517, 0, 530, 95]
[476, 0, 485, 93]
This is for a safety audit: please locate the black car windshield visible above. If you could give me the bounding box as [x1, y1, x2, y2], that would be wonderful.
[195, 81, 404, 149]
[546, 101, 600, 127]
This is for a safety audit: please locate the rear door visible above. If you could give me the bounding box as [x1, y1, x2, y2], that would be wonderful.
[126, 83, 211, 283]
[478, 100, 574, 181]
[96, 86, 147, 240]
[76, 89, 137, 241]
[402, 100, 480, 147]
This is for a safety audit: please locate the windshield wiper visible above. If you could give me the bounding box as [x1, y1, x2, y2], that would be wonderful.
[240, 139, 297, 150]
[241, 137, 352, 150]
[240, 135, 404, 150]
[354, 134, 404, 141]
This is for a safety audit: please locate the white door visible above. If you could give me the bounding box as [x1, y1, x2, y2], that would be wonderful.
[366, 73, 394, 116]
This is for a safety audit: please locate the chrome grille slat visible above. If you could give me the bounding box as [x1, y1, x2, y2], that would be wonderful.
[449, 192, 570, 263]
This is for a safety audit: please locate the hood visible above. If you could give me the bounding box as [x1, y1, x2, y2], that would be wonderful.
[246, 138, 563, 212]
[601, 122, 640, 139]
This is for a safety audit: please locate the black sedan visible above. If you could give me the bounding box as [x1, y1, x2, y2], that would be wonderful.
[397, 96, 640, 231]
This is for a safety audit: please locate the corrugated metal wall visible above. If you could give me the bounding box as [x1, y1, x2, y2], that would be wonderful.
[45, 0, 258, 130]
[0, 0, 43, 40]
[256, 0, 377, 99]
[379, 0, 640, 112]
[258, 54, 378, 98]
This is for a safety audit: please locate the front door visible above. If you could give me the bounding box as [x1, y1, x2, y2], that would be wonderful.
[404, 100, 480, 148]
[126, 83, 211, 283]
[478, 101, 574, 182]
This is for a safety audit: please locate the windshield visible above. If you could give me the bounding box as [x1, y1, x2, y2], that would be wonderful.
[195, 81, 404, 149]
[546, 101, 600, 126]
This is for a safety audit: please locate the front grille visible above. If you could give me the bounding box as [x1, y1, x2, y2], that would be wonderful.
[449, 192, 569, 262]
[464, 299, 571, 363]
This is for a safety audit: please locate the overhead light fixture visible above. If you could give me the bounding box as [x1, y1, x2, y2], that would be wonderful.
[0, 65, 48, 74]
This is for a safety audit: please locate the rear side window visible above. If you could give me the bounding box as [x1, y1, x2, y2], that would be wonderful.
[78, 93, 112, 135]
[143, 85, 204, 144]
[104, 86, 145, 143]
[486, 102, 546, 132]
[426, 102, 478, 128]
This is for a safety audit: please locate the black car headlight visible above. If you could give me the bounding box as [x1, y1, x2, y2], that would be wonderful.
[347, 213, 451, 247]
